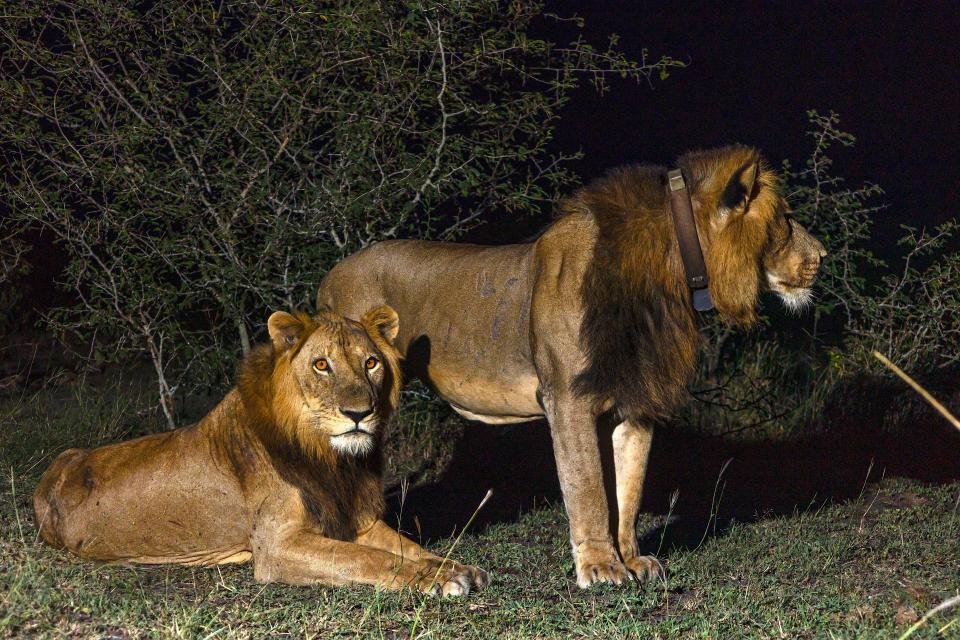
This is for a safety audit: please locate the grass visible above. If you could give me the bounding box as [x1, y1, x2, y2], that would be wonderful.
[1, 381, 958, 639]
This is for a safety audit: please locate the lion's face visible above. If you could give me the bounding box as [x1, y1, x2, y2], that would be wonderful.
[761, 214, 827, 312]
[267, 307, 401, 457]
[692, 146, 826, 323]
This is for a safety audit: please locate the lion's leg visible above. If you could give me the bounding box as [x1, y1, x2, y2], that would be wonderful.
[355, 519, 429, 560]
[252, 528, 475, 596]
[33, 448, 88, 549]
[355, 519, 490, 589]
[543, 391, 630, 588]
[612, 419, 664, 581]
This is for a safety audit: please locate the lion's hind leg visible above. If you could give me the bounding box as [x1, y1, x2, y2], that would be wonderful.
[611, 419, 665, 582]
[33, 448, 90, 548]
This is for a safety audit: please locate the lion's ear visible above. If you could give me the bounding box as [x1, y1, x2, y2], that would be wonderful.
[361, 305, 400, 345]
[719, 160, 759, 214]
[267, 311, 307, 351]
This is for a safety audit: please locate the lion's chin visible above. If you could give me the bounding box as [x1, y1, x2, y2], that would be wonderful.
[766, 272, 815, 315]
[329, 430, 375, 456]
[775, 286, 814, 315]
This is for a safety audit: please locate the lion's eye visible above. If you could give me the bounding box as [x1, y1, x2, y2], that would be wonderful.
[313, 358, 330, 373]
[365, 356, 379, 371]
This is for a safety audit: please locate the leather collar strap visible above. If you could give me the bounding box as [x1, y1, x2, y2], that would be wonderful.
[667, 168, 714, 312]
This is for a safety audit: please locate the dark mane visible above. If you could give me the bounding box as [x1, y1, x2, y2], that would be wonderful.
[570, 163, 696, 421]
[571, 145, 777, 421]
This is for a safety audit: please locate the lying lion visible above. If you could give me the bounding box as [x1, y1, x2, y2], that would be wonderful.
[33, 307, 488, 596]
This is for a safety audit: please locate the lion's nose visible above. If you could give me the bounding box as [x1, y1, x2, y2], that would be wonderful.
[340, 408, 373, 425]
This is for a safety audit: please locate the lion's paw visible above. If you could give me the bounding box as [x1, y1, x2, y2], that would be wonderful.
[623, 554, 665, 582]
[417, 558, 489, 597]
[574, 540, 631, 588]
[468, 564, 491, 590]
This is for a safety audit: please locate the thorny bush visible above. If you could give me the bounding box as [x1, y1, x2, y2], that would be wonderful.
[0, 1, 679, 426]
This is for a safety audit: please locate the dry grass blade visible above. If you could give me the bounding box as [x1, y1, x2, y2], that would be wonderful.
[897, 594, 960, 640]
[873, 351, 960, 432]
[408, 488, 493, 639]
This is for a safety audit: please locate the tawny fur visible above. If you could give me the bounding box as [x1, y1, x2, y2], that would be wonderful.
[317, 144, 826, 588]
[33, 308, 489, 595]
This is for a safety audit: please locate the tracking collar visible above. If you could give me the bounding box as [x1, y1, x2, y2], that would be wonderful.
[667, 168, 714, 312]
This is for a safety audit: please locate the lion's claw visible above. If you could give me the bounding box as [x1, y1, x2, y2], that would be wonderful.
[623, 554, 665, 582]
[585, 561, 631, 586]
[574, 539, 632, 588]
[416, 558, 490, 597]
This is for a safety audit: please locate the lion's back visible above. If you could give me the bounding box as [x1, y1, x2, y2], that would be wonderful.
[318, 239, 536, 323]
[317, 240, 415, 318]
[33, 424, 251, 561]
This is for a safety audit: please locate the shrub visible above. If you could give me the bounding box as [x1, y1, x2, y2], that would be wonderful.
[0, 232, 30, 333]
[683, 111, 960, 438]
[0, 1, 679, 426]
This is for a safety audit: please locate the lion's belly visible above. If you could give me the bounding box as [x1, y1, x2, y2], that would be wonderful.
[320, 239, 545, 424]
[429, 364, 543, 424]
[402, 247, 543, 423]
[418, 300, 543, 422]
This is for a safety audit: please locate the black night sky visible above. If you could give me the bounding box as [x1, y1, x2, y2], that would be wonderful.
[513, 1, 960, 246]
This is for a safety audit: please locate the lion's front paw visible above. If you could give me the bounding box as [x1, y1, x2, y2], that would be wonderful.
[465, 563, 491, 590]
[574, 540, 631, 588]
[416, 558, 489, 597]
[623, 554, 665, 582]
[423, 567, 472, 597]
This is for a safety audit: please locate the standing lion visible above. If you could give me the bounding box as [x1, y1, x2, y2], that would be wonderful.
[34, 307, 489, 596]
[317, 145, 825, 588]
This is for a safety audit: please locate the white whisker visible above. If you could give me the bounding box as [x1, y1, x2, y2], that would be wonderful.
[778, 287, 813, 315]
[329, 432, 375, 456]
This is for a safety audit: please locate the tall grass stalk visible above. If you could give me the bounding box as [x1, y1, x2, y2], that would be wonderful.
[408, 489, 492, 639]
[697, 458, 733, 550]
